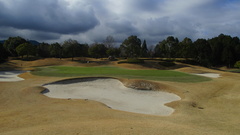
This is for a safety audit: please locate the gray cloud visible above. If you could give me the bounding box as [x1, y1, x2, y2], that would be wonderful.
[138, 17, 175, 37]
[107, 19, 139, 35]
[0, 0, 99, 34]
[0, 26, 60, 41]
[0, 0, 240, 45]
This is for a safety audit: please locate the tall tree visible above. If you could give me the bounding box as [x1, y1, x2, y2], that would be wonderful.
[78, 43, 89, 57]
[120, 35, 141, 57]
[206, 34, 240, 67]
[37, 43, 50, 58]
[222, 45, 234, 68]
[233, 37, 240, 62]
[106, 47, 120, 57]
[141, 40, 148, 57]
[62, 39, 80, 61]
[179, 37, 193, 59]
[232, 37, 240, 63]
[3, 36, 27, 56]
[104, 36, 115, 48]
[16, 43, 36, 59]
[50, 42, 62, 58]
[208, 36, 224, 66]
[193, 39, 212, 67]
[154, 40, 169, 58]
[0, 43, 8, 62]
[166, 36, 179, 58]
[148, 45, 155, 58]
[154, 36, 179, 58]
[88, 43, 107, 58]
[216, 34, 235, 67]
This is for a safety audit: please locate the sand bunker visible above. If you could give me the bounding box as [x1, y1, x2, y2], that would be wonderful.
[193, 73, 221, 78]
[43, 78, 181, 116]
[0, 71, 26, 82]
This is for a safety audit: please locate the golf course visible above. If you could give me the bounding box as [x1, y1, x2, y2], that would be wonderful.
[32, 66, 211, 82]
[0, 58, 240, 135]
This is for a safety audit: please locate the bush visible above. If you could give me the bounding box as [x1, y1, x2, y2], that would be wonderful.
[118, 58, 144, 64]
[158, 61, 176, 67]
[234, 61, 240, 69]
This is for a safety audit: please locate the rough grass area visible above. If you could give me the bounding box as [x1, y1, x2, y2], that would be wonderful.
[31, 66, 211, 82]
[118, 58, 144, 64]
[228, 69, 240, 73]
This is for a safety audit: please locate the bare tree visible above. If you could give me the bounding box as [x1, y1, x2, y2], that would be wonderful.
[62, 39, 80, 61]
[104, 35, 115, 48]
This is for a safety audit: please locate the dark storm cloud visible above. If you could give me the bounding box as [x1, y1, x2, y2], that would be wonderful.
[107, 19, 139, 35]
[0, 26, 60, 41]
[125, 0, 161, 12]
[139, 17, 175, 37]
[27, 31, 61, 41]
[0, 0, 99, 34]
[0, 0, 240, 44]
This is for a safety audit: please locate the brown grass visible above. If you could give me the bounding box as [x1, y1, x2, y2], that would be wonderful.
[0, 58, 240, 135]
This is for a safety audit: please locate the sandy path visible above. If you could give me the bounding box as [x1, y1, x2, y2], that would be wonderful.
[43, 78, 181, 116]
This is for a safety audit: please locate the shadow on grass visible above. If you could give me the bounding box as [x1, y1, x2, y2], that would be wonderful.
[123, 59, 190, 70]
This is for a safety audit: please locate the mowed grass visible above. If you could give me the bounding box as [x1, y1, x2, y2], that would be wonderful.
[31, 66, 211, 82]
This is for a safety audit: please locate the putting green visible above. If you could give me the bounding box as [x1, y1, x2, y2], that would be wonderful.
[31, 66, 211, 82]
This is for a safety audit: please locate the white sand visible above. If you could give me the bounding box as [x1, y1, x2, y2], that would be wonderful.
[0, 71, 26, 82]
[43, 78, 181, 116]
[193, 73, 221, 78]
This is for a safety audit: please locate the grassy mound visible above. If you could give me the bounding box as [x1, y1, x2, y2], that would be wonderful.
[32, 66, 211, 82]
[228, 69, 240, 73]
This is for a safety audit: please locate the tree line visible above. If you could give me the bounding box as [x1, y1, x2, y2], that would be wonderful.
[154, 34, 240, 68]
[1, 34, 240, 68]
[0, 36, 119, 62]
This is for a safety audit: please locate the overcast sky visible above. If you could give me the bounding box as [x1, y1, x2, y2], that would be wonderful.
[0, 0, 240, 45]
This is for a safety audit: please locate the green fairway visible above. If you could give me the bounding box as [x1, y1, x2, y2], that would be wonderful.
[31, 66, 211, 82]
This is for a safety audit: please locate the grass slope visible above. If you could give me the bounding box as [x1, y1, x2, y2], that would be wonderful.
[32, 66, 211, 82]
[228, 69, 240, 73]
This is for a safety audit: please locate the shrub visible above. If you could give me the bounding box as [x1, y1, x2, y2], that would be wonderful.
[234, 61, 240, 69]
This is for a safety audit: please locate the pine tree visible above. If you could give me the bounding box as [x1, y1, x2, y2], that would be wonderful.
[141, 40, 148, 57]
